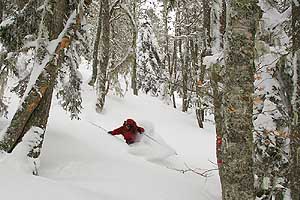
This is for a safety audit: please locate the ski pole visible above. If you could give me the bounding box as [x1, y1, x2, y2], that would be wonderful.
[87, 121, 124, 143]
[88, 121, 108, 132]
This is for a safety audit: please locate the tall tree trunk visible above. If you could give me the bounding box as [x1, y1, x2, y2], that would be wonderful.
[195, 0, 211, 128]
[89, 2, 102, 86]
[131, 30, 138, 96]
[220, 0, 226, 49]
[0, 0, 3, 23]
[131, 0, 138, 96]
[211, 64, 225, 198]
[211, 0, 225, 197]
[96, 0, 110, 112]
[181, 39, 189, 112]
[220, 0, 260, 199]
[170, 2, 180, 109]
[290, 1, 300, 199]
[163, 0, 170, 73]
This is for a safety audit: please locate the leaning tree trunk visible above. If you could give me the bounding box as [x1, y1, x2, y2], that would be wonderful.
[0, 0, 66, 152]
[220, 0, 260, 199]
[290, 1, 300, 199]
[0, 1, 88, 174]
[96, 0, 110, 112]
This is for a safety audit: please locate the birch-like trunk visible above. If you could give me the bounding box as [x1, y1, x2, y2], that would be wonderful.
[220, 0, 260, 198]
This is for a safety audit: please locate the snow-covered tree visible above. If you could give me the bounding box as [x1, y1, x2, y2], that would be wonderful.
[252, 1, 295, 198]
[0, 0, 91, 174]
[137, 10, 164, 96]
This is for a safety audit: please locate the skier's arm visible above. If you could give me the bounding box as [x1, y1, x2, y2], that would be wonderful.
[111, 126, 124, 135]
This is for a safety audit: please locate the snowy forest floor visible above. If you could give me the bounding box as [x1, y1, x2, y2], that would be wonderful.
[0, 64, 221, 200]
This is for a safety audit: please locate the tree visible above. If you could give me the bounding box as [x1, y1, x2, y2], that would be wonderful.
[137, 10, 163, 96]
[219, 0, 260, 198]
[96, 0, 110, 112]
[131, 0, 139, 96]
[290, 0, 300, 199]
[195, 0, 211, 128]
[89, 1, 102, 87]
[251, 1, 293, 198]
[0, 0, 90, 174]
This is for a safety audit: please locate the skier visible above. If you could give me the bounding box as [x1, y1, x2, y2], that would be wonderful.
[108, 119, 145, 144]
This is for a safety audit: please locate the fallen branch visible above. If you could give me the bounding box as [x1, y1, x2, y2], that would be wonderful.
[167, 162, 218, 178]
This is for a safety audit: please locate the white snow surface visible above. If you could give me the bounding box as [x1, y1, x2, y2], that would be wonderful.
[0, 65, 221, 199]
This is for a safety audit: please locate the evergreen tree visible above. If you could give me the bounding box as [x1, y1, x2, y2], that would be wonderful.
[137, 10, 163, 96]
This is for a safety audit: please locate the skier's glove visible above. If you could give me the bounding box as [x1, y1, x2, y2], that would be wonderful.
[108, 131, 113, 135]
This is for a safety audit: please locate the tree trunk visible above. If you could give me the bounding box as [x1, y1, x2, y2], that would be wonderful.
[131, 30, 138, 96]
[89, 2, 102, 86]
[211, 64, 225, 198]
[0, 65, 8, 116]
[290, 1, 300, 199]
[220, 0, 260, 199]
[195, 0, 211, 128]
[220, 0, 226, 49]
[0, 0, 3, 23]
[96, 0, 110, 112]
[131, 0, 138, 96]
[181, 40, 189, 112]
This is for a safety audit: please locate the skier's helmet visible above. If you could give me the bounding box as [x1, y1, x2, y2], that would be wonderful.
[125, 119, 136, 129]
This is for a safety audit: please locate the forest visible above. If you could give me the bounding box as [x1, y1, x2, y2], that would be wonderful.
[0, 0, 299, 199]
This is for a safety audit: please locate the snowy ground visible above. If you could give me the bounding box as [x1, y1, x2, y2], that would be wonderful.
[0, 65, 221, 200]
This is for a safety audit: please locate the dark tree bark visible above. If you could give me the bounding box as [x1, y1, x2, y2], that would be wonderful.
[290, 1, 300, 199]
[0, 0, 3, 22]
[220, 0, 260, 199]
[220, 0, 226, 49]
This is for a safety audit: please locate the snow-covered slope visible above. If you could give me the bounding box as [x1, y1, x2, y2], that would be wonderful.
[0, 65, 221, 200]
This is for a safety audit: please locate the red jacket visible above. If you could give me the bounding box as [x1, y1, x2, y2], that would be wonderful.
[111, 119, 145, 144]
